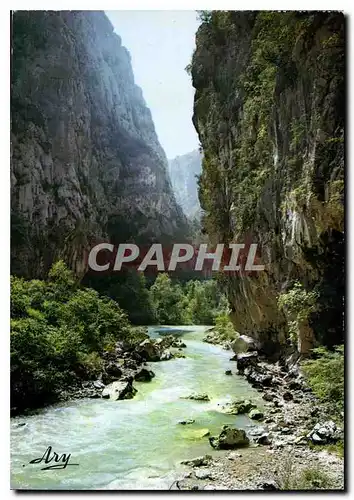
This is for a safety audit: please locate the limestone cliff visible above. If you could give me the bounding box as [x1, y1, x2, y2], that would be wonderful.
[168, 150, 202, 219]
[191, 12, 344, 356]
[11, 11, 188, 278]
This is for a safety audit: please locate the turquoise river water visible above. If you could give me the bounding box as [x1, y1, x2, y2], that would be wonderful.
[11, 326, 263, 490]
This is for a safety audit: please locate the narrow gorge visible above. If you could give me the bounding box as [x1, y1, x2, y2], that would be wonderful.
[10, 10, 345, 491]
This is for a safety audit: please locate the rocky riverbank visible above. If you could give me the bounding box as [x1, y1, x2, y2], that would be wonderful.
[58, 334, 187, 401]
[175, 343, 345, 491]
[13, 333, 186, 416]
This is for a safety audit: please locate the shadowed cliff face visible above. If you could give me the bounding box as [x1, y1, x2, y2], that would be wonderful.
[191, 12, 344, 356]
[11, 11, 188, 278]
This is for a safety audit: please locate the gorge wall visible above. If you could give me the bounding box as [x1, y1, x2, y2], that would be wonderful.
[11, 11, 188, 279]
[191, 12, 344, 356]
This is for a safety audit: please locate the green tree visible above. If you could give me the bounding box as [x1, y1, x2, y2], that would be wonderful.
[149, 273, 187, 325]
[10, 261, 140, 413]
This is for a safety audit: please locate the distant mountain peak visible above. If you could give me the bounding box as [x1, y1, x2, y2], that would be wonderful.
[168, 150, 202, 219]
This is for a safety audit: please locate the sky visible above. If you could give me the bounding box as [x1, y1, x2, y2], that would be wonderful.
[106, 10, 200, 159]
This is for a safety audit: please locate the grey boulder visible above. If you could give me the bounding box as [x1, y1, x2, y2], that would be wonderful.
[209, 425, 249, 449]
[101, 381, 137, 401]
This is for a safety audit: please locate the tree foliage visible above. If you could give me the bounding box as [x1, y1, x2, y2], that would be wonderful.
[11, 261, 141, 411]
[148, 274, 229, 326]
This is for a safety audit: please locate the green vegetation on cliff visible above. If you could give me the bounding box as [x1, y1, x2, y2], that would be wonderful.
[302, 345, 344, 413]
[191, 11, 344, 355]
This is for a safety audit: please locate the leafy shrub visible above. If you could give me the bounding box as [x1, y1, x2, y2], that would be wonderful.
[275, 452, 334, 490]
[278, 281, 319, 345]
[10, 261, 135, 411]
[213, 311, 238, 341]
[77, 351, 104, 379]
[302, 345, 344, 412]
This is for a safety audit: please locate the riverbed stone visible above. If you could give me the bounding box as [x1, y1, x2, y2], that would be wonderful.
[181, 455, 212, 467]
[195, 469, 213, 480]
[262, 392, 274, 402]
[236, 352, 259, 373]
[173, 351, 186, 358]
[227, 451, 242, 460]
[93, 380, 105, 389]
[282, 391, 294, 401]
[105, 362, 123, 379]
[249, 409, 264, 420]
[256, 433, 272, 445]
[245, 368, 273, 387]
[160, 349, 173, 361]
[307, 420, 338, 444]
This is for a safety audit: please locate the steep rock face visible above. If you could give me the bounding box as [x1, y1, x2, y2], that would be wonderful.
[11, 11, 187, 278]
[168, 150, 202, 218]
[191, 12, 344, 356]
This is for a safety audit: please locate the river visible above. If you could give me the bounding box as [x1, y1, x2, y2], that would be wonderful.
[11, 325, 263, 490]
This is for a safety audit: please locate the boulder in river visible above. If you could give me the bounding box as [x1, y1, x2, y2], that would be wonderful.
[135, 339, 161, 361]
[134, 367, 155, 382]
[182, 393, 210, 402]
[101, 381, 137, 401]
[160, 349, 173, 361]
[221, 399, 256, 415]
[209, 425, 249, 449]
[159, 335, 187, 349]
